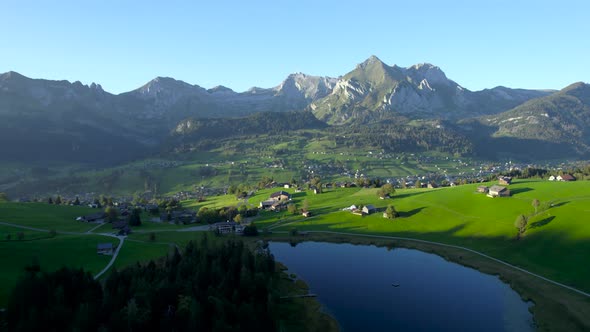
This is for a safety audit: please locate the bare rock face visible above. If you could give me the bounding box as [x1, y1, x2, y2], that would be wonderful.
[275, 73, 338, 101]
[311, 56, 552, 124]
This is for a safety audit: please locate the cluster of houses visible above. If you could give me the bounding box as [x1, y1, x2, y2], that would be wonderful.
[548, 174, 576, 182]
[476, 176, 512, 198]
[259, 191, 292, 211]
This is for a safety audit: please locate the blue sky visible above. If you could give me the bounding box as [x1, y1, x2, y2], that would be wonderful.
[1, 0, 588, 93]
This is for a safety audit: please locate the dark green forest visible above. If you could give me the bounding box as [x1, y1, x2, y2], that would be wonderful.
[3, 236, 325, 332]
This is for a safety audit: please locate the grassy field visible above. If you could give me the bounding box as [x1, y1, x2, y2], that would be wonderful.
[268, 180, 590, 292]
[0, 203, 97, 232]
[0, 234, 117, 306]
[2, 179, 590, 329]
[111, 239, 170, 270]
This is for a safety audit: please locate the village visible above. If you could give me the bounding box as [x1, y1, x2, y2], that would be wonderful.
[73, 169, 580, 258]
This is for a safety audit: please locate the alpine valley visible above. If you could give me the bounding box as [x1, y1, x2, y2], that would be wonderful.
[1, 56, 589, 197]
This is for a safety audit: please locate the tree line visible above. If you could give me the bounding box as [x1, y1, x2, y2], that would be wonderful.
[5, 235, 283, 331]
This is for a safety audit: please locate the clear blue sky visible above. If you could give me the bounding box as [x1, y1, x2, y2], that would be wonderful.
[1, 0, 588, 93]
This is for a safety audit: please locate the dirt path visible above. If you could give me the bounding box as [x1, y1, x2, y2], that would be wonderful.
[87, 222, 106, 233]
[93, 236, 125, 280]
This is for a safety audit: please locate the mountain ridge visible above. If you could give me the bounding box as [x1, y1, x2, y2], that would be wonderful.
[1, 57, 586, 165]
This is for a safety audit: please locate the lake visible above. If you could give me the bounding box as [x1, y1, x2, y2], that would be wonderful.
[270, 241, 534, 332]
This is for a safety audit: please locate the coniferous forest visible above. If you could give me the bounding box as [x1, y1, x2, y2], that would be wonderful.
[3, 236, 300, 332]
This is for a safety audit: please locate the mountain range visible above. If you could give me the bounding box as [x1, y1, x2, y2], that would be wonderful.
[1, 56, 588, 164]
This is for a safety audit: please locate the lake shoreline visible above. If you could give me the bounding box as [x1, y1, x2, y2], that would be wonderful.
[262, 232, 590, 332]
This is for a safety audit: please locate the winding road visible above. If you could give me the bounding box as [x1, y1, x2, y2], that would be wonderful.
[1, 221, 125, 280]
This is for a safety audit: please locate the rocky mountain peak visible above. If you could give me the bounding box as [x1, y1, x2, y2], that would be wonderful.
[207, 85, 235, 94]
[134, 77, 205, 99]
[275, 73, 338, 101]
[0, 71, 26, 81]
[405, 63, 449, 86]
[359, 55, 384, 68]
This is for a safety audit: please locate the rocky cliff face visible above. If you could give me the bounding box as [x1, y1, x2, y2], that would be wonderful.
[310, 56, 552, 124]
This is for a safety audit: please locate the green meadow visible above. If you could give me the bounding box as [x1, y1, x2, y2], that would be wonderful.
[265, 180, 590, 291]
[0, 234, 116, 306]
[0, 203, 97, 232]
[1, 178, 590, 329]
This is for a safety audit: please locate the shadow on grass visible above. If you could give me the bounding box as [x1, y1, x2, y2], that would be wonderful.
[394, 190, 431, 200]
[530, 216, 556, 229]
[511, 180, 542, 185]
[550, 201, 569, 209]
[399, 207, 426, 218]
[511, 187, 533, 195]
[291, 192, 309, 199]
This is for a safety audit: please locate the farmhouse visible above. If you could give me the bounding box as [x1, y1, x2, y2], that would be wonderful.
[488, 185, 510, 198]
[477, 186, 489, 194]
[271, 201, 287, 211]
[498, 176, 512, 185]
[211, 221, 244, 235]
[557, 174, 576, 182]
[548, 175, 557, 181]
[77, 212, 107, 223]
[97, 243, 113, 255]
[302, 210, 311, 217]
[112, 220, 131, 236]
[170, 210, 196, 224]
[259, 200, 275, 210]
[362, 205, 377, 215]
[270, 191, 291, 202]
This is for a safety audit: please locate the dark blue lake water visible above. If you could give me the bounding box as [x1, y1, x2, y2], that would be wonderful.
[270, 242, 534, 332]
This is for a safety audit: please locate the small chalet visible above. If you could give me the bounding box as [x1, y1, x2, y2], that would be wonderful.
[548, 175, 557, 181]
[557, 174, 576, 182]
[302, 210, 311, 217]
[477, 186, 489, 194]
[270, 191, 291, 202]
[488, 185, 510, 198]
[97, 243, 113, 255]
[498, 176, 512, 186]
[362, 205, 377, 215]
